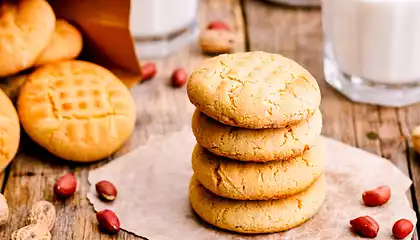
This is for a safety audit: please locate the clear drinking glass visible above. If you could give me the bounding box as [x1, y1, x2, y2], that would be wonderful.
[130, 0, 199, 58]
[322, 0, 420, 107]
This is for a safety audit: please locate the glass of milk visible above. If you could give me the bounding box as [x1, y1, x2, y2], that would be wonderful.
[322, 0, 420, 107]
[130, 0, 199, 58]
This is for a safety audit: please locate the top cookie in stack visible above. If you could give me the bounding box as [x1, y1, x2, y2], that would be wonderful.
[188, 51, 321, 161]
[187, 51, 325, 234]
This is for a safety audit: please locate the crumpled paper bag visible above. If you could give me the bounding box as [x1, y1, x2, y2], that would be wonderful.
[87, 128, 417, 239]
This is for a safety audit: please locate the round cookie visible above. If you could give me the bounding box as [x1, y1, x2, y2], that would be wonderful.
[192, 109, 322, 162]
[187, 51, 321, 129]
[18, 60, 136, 162]
[0, 0, 55, 77]
[189, 174, 326, 234]
[192, 142, 325, 200]
[35, 19, 83, 66]
[0, 89, 20, 172]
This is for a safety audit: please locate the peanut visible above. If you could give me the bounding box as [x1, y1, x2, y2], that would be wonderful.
[171, 68, 188, 88]
[362, 185, 391, 206]
[207, 21, 230, 31]
[11, 222, 51, 240]
[27, 200, 56, 231]
[96, 209, 120, 234]
[350, 216, 379, 238]
[0, 193, 9, 226]
[54, 173, 77, 198]
[95, 181, 118, 202]
[392, 219, 414, 239]
[141, 62, 157, 81]
[199, 29, 235, 54]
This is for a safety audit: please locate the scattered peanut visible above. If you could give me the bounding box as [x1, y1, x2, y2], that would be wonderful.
[199, 29, 235, 54]
[96, 181, 118, 202]
[96, 209, 120, 234]
[141, 62, 157, 81]
[171, 68, 188, 88]
[27, 200, 56, 231]
[54, 173, 77, 198]
[11, 222, 51, 240]
[0, 193, 9, 226]
[362, 185, 391, 206]
[412, 125, 420, 153]
[392, 219, 414, 239]
[207, 21, 230, 31]
[350, 216, 379, 238]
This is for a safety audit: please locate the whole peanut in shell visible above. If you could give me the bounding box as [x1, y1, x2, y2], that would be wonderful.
[11, 223, 51, 240]
[27, 200, 56, 231]
[0, 193, 9, 225]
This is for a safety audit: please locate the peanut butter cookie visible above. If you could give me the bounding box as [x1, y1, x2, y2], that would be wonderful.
[0, 89, 20, 172]
[189, 174, 326, 234]
[192, 109, 322, 162]
[0, 0, 55, 77]
[192, 141, 325, 200]
[35, 19, 83, 66]
[18, 60, 136, 162]
[187, 51, 321, 129]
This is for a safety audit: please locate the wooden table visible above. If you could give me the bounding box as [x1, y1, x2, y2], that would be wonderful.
[1, 0, 420, 239]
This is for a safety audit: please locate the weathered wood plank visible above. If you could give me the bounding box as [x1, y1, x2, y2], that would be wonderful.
[399, 105, 420, 233]
[245, 1, 417, 238]
[0, 0, 245, 239]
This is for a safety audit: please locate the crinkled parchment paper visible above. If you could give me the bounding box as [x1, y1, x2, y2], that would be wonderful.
[87, 128, 417, 240]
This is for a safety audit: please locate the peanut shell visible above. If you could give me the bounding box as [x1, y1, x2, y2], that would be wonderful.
[0, 193, 9, 225]
[27, 200, 56, 231]
[199, 29, 235, 54]
[11, 223, 51, 240]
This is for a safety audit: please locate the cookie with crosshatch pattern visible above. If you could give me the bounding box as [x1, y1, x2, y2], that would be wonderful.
[187, 51, 321, 129]
[17, 60, 136, 162]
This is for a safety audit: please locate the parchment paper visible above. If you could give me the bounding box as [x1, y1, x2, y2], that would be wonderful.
[87, 128, 417, 240]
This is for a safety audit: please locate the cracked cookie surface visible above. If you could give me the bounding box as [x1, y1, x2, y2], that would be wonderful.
[189, 174, 326, 234]
[187, 51, 321, 129]
[0, 89, 20, 172]
[192, 141, 325, 200]
[0, 0, 55, 77]
[192, 109, 322, 162]
[17, 60, 136, 162]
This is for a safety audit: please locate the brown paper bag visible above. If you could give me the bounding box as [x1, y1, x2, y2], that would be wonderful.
[49, 0, 142, 88]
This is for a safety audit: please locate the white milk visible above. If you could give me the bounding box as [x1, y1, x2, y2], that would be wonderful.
[130, 0, 198, 37]
[323, 0, 420, 85]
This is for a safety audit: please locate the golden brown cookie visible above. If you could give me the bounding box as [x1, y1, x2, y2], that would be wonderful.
[18, 60, 136, 162]
[187, 51, 321, 129]
[0, 0, 55, 77]
[189, 174, 326, 234]
[0, 89, 20, 172]
[192, 141, 325, 200]
[34, 19, 83, 66]
[192, 109, 322, 162]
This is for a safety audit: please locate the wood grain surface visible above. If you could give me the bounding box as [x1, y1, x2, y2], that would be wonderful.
[0, 0, 419, 239]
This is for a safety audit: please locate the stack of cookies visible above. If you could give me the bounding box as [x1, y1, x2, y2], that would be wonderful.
[187, 51, 326, 234]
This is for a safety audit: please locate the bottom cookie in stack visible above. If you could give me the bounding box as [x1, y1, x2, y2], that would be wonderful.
[189, 174, 326, 234]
